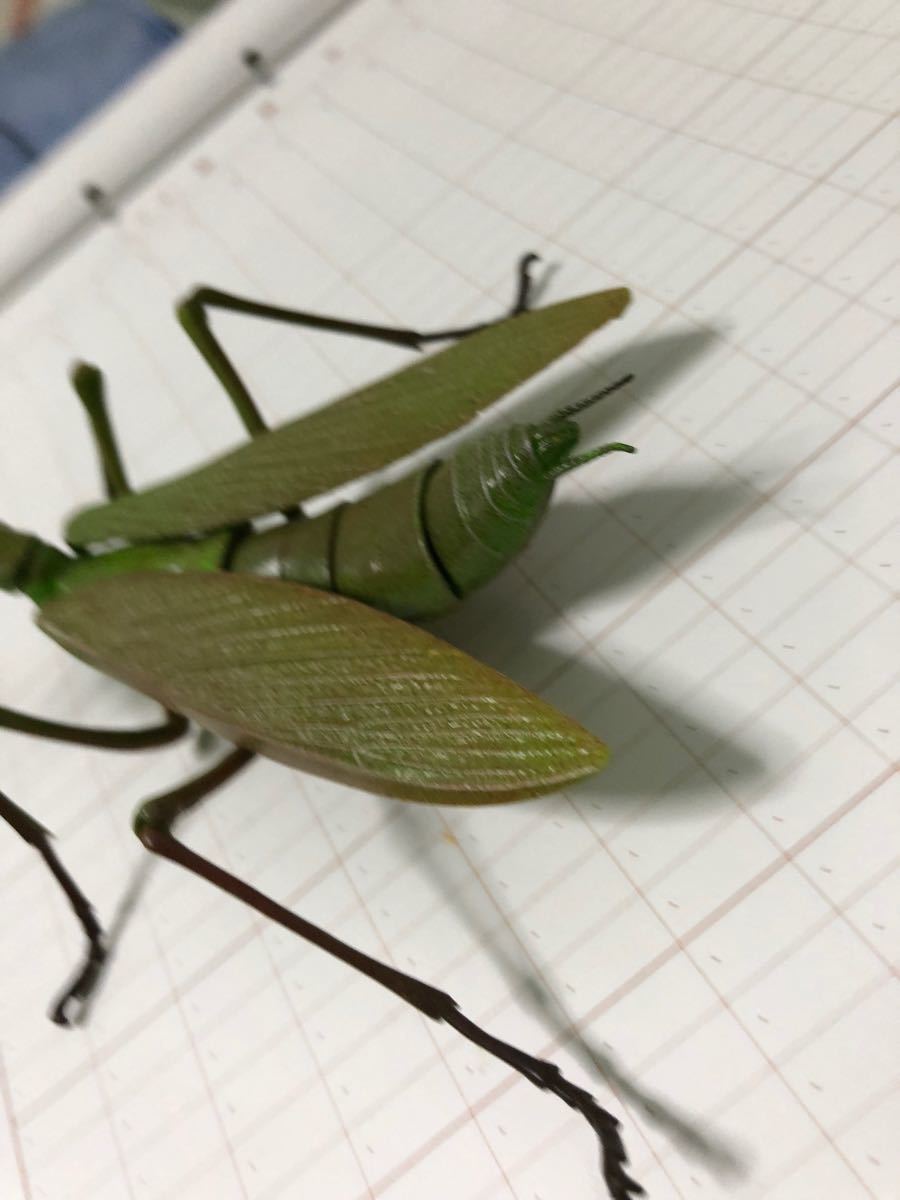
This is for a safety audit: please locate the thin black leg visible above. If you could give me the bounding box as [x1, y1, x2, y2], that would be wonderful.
[0, 707, 186, 1022]
[0, 703, 187, 749]
[1, 736, 240, 1026]
[386, 251, 542, 344]
[0, 789, 105, 1026]
[134, 744, 643, 1200]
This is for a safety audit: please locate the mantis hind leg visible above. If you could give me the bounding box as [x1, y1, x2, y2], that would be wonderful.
[70, 362, 131, 500]
[135, 743, 643, 1200]
[176, 252, 544, 439]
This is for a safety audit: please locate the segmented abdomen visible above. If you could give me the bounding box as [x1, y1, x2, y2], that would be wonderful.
[230, 424, 555, 621]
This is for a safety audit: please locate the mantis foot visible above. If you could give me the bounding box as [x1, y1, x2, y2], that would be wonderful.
[50, 930, 109, 1026]
[445, 1005, 644, 1200]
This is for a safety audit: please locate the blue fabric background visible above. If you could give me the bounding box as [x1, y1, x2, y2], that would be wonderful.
[0, 0, 180, 192]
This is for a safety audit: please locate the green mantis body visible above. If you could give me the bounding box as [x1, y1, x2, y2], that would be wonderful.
[0, 259, 644, 1199]
[13, 379, 631, 622]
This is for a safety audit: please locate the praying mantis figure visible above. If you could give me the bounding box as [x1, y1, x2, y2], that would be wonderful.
[1, 256, 643, 1199]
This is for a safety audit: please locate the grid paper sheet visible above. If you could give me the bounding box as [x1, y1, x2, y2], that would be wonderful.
[0, 2, 898, 1198]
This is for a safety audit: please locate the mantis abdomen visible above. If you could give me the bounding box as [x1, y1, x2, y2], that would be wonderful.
[7, 389, 628, 617]
[230, 422, 562, 620]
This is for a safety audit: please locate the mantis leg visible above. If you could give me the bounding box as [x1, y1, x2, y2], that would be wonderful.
[0, 707, 186, 1022]
[135, 745, 643, 1200]
[0, 789, 105, 1026]
[176, 253, 542, 438]
[0, 703, 187, 749]
[70, 362, 131, 499]
[0, 728, 227, 1026]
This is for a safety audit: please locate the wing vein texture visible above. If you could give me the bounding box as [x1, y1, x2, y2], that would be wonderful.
[39, 572, 608, 803]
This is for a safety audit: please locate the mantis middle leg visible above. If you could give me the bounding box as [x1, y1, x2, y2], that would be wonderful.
[0, 706, 187, 1023]
[0, 703, 187, 750]
[0, 789, 105, 1025]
